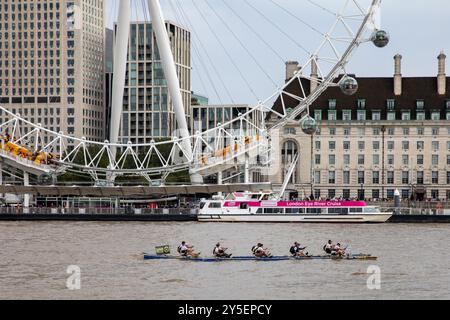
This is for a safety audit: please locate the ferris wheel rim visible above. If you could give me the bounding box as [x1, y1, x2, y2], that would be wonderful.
[0, 0, 383, 177]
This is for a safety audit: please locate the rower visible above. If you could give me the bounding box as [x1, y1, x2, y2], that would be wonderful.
[323, 240, 333, 254]
[213, 243, 232, 258]
[177, 241, 200, 258]
[290, 242, 308, 257]
[252, 243, 271, 258]
[332, 243, 346, 257]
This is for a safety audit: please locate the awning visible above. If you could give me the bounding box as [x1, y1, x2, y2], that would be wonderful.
[0, 183, 272, 198]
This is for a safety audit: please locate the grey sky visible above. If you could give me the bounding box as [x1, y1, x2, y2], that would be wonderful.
[107, 1, 450, 105]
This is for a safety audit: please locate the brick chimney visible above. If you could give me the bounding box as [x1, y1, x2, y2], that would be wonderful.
[394, 54, 402, 96]
[310, 56, 318, 93]
[437, 51, 446, 95]
[285, 61, 300, 81]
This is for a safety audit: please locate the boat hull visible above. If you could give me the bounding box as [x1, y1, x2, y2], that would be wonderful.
[143, 254, 377, 262]
[197, 213, 392, 223]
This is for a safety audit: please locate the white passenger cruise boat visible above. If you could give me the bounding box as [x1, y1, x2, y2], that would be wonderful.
[198, 192, 392, 223]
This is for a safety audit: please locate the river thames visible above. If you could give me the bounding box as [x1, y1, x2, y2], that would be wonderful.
[0, 221, 449, 300]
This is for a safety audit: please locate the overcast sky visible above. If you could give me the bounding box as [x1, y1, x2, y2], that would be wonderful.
[107, 0, 450, 105]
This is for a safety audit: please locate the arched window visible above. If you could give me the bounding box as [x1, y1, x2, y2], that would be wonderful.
[281, 140, 299, 184]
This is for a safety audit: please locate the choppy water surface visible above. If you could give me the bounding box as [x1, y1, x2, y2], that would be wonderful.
[0, 221, 449, 300]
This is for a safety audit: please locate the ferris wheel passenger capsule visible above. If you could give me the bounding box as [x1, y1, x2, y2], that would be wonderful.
[300, 116, 318, 135]
[371, 30, 390, 48]
[339, 76, 359, 96]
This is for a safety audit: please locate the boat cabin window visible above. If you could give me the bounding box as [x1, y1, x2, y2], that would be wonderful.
[285, 208, 305, 214]
[363, 207, 379, 213]
[200, 202, 206, 209]
[328, 208, 349, 215]
[306, 208, 323, 214]
[349, 208, 363, 213]
[250, 195, 260, 199]
[264, 208, 284, 214]
[256, 208, 263, 214]
[261, 194, 270, 201]
[208, 202, 222, 209]
[240, 203, 248, 210]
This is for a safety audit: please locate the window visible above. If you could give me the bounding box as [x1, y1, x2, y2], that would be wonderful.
[358, 128, 365, 136]
[447, 155, 450, 165]
[328, 110, 337, 121]
[402, 112, 411, 120]
[358, 171, 365, 184]
[417, 141, 424, 150]
[387, 141, 395, 150]
[358, 141, 365, 150]
[387, 171, 394, 184]
[343, 171, 350, 184]
[342, 110, 352, 121]
[329, 141, 336, 150]
[329, 155, 336, 165]
[402, 141, 409, 150]
[432, 127, 440, 135]
[373, 154, 380, 165]
[329, 171, 336, 184]
[343, 154, 350, 165]
[417, 155, 424, 165]
[373, 141, 380, 150]
[431, 190, 439, 200]
[373, 128, 380, 135]
[416, 100, 425, 109]
[387, 99, 395, 109]
[328, 99, 337, 108]
[387, 112, 396, 121]
[372, 190, 380, 200]
[328, 189, 336, 199]
[343, 189, 351, 199]
[402, 171, 409, 184]
[314, 110, 322, 121]
[373, 171, 380, 184]
[372, 111, 381, 121]
[432, 171, 439, 184]
[343, 141, 350, 150]
[447, 172, 450, 184]
[403, 128, 410, 135]
[388, 155, 394, 165]
[314, 190, 321, 199]
[314, 171, 321, 184]
[432, 141, 439, 151]
[357, 99, 366, 109]
[431, 112, 441, 120]
[329, 128, 336, 135]
[357, 110, 366, 121]
[315, 141, 321, 150]
[417, 112, 426, 120]
[432, 155, 439, 166]
[343, 128, 350, 136]
[402, 155, 409, 165]
[417, 127, 424, 135]
[417, 171, 424, 184]
[402, 190, 410, 199]
[358, 155, 365, 165]
[388, 128, 395, 135]
[315, 155, 321, 165]
[387, 189, 395, 199]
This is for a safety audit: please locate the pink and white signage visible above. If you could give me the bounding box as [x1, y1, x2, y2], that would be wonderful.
[223, 201, 366, 208]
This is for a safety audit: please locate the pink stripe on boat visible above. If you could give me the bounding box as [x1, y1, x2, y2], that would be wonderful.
[223, 201, 366, 208]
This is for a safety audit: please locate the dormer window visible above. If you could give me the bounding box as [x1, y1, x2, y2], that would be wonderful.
[328, 99, 337, 109]
[357, 99, 366, 109]
[416, 100, 425, 109]
[386, 99, 395, 110]
[446, 100, 450, 109]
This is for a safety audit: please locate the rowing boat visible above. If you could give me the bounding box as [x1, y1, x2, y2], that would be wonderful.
[143, 254, 377, 262]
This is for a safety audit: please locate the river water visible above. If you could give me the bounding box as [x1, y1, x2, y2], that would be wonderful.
[0, 221, 449, 300]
